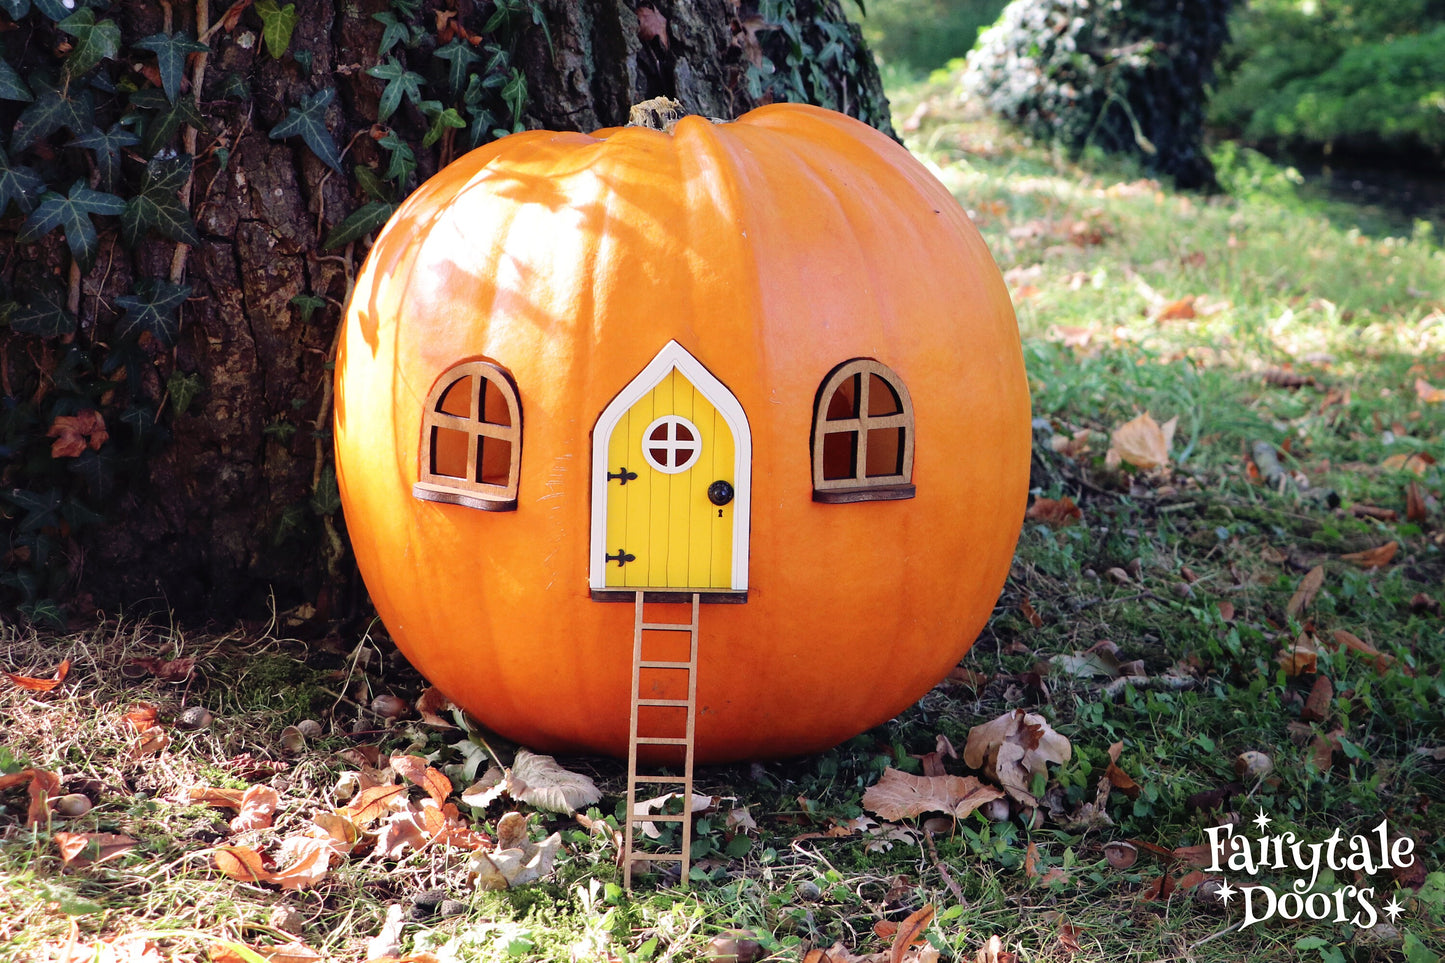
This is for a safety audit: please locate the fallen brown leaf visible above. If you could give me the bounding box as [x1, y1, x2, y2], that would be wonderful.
[231, 785, 281, 833]
[1025, 496, 1082, 527]
[1286, 566, 1326, 618]
[1107, 412, 1177, 471]
[0, 767, 61, 827]
[1217, 600, 1235, 621]
[268, 836, 336, 890]
[1277, 633, 1322, 676]
[1340, 541, 1398, 569]
[1019, 597, 1043, 629]
[1140, 873, 1177, 901]
[1155, 296, 1197, 321]
[973, 935, 1017, 963]
[344, 784, 408, 827]
[125, 657, 196, 682]
[122, 703, 159, 732]
[54, 832, 137, 868]
[945, 666, 989, 691]
[1382, 452, 1435, 475]
[964, 710, 1072, 806]
[1415, 378, 1445, 403]
[863, 769, 1006, 823]
[1406, 481, 1428, 524]
[48, 410, 108, 458]
[214, 844, 271, 884]
[3, 659, 70, 692]
[415, 687, 456, 727]
[390, 754, 451, 809]
[1301, 674, 1333, 723]
[889, 905, 935, 963]
[1350, 504, 1398, 522]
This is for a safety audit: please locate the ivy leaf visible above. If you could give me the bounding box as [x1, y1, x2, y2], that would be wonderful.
[134, 32, 209, 103]
[288, 293, 326, 323]
[13, 79, 96, 152]
[58, 9, 122, 79]
[0, 0, 31, 20]
[422, 106, 466, 148]
[166, 371, 203, 416]
[122, 154, 199, 246]
[114, 278, 191, 346]
[255, 0, 299, 59]
[9, 286, 76, 338]
[366, 58, 423, 123]
[353, 164, 390, 202]
[0, 145, 45, 215]
[372, 11, 421, 57]
[269, 87, 341, 172]
[5, 488, 63, 532]
[18, 182, 125, 270]
[433, 39, 480, 98]
[310, 465, 341, 515]
[323, 201, 396, 249]
[31, 0, 74, 21]
[377, 131, 415, 183]
[70, 123, 141, 191]
[129, 89, 207, 157]
[0, 57, 32, 102]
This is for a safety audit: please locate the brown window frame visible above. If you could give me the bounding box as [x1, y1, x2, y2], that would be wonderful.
[413, 361, 522, 512]
[811, 358, 916, 503]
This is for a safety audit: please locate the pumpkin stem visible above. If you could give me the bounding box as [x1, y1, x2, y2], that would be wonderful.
[627, 96, 689, 133]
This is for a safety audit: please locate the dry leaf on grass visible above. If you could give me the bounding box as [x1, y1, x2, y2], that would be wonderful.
[1415, 378, 1445, 403]
[1052, 640, 1144, 680]
[390, 754, 451, 808]
[1106, 412, 1177, 471]
[415, 687, 456, 727]
[0, 767, 61, 827]
[343, 784, 408, 827]
[963, 709, 1072, 806]
[889, 905, 934, 963]
[1025, 496, 1082, 527]
[214, 844, 271, 884]
[862, 768, 1005, 822]
[974, 935, 1018, 963]
[125, 657, 195, 682]
[1286, 566, 1326, 618]
[1406, 481, 1428, 523]
[3, 658, 70, 691]
[54, 832, 137, 867]
[1340, 541, 1398, 570]
[210, 940, 324, 963]
[463, 751, 602, 814]
[230, 785, 281, 832]
[1329, 629, 1408, 675]
[47, 928, 160, 963]
[1382, 452, 1436, 475]
[1301, 675, 1334, 723]
[1277, 633, 1322, 676]
[633, 791, 713, 838]
[466, 811, 562, 891]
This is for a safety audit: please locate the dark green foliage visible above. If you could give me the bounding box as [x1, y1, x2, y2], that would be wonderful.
[114, 280, 192, 347]
[0, 145, 45, 214]
[0, 57, 32, 102]
[56, 9, 121, 78]
[129, 90, 207, 158]
[18, 181, 125, 268]
[134, 32, 210, 104]
[963, 0, 1234, 188]
[121, 154, 200, 247]
[255, 0, 300, 59]
[13, 79, 95, 152]
[324, 201, 398, 250]
[1210, 0, 1445, 157]
[71, 124, 141, 192]
[10, 287, 76, 338]
[269, 87, 342, 172]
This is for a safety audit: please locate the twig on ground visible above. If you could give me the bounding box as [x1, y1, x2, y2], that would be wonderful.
[924, 830, 967, 907]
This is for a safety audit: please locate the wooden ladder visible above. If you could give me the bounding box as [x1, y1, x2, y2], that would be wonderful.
[623, 591, 700, 889]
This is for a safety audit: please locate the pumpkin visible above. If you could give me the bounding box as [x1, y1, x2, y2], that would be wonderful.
[335, 102, 1029, 763]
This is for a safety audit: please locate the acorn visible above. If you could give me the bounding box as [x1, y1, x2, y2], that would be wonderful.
[371, 694, 409, 720]
[176, 706, 214, 730]
[50, 794, 93, 818]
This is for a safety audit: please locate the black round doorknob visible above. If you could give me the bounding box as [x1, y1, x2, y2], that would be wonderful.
[708, 480, 735, 506]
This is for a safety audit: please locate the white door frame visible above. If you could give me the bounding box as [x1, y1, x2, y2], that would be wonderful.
[589, 340, 751, 591]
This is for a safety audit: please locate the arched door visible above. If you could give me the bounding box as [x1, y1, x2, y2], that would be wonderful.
[589, 342, 751, 593]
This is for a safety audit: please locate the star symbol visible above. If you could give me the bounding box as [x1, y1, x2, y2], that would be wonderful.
[1383, 895, 1405, 923]
[1253, 808, 1272, 831]
[1215, 880, 1237, 906]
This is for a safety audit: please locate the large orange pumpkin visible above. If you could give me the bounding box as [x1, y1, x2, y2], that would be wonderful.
[335, 103, 1029, 763]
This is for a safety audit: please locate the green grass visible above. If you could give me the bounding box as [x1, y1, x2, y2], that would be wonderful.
[3, 84, 1444, 962]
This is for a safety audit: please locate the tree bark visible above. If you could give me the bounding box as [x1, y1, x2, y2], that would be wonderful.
[1, 0, 891, 620]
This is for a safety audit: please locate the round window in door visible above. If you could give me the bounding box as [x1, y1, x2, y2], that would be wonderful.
[641, 415, 703, 474]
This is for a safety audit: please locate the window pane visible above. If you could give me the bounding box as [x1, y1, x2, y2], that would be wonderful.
[432, 426, 469, 478]
[822, 431, 857, 480]
[481, 376, 512, 427]
[478, 437, 512, 487]
[437, 376, 472, 417]
[865, 427, 904, 477]
[648, 423, 670, 442]
[826, 375, 858, 420]
[867, 374, 902, 416]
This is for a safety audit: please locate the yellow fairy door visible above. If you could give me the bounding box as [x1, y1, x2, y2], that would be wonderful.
[590, 341, 751, 594]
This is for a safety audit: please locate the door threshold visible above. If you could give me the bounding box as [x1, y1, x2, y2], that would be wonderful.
[590, 589, 747, 604]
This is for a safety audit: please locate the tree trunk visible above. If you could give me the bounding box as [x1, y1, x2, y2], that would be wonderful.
[0, 0, 891, 622]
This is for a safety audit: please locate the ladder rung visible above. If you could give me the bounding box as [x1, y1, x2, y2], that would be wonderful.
[638, 660, 693, 669]
[631, 774, 688, 784]
[640, 622, 694, 632]
[635, 698, 689, 707]
[634, 736, 690, 745]
[629, 812, 687, 823]
[627, 852, 687, 862]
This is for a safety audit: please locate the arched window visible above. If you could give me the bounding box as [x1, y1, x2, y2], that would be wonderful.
[811, 359, 915, 503]
[413, 361, 521, 511]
